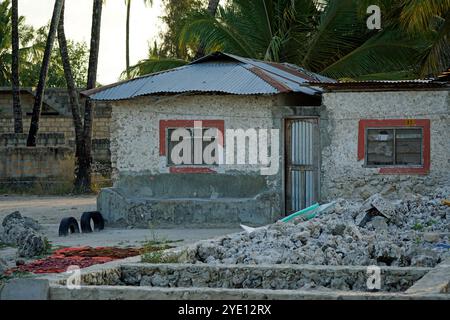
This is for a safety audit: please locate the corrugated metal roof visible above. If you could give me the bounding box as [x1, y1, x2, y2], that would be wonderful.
[314, 79, 449, 91]
[85, 52, 333, 101]
[330, 79, 434, 84]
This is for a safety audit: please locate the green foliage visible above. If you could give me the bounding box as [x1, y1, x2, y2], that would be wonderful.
[412, 223, 424, 231]
[123, 51, 188, 78]
[0, 0, 36, 86]
[124, 57, 187, 78]
[174, 0, 450, 79]
[121, 0, 202, 77]
[140, 238, 177, 263]
[0, 0, 89, 87]
[141, 248, 181, 264]
[139, 224, 182, 263]
[145, 222, 183, 246]
[18, 25, 89, 88]
[159, 0, 204, 60]
[43, 237, 52, 255]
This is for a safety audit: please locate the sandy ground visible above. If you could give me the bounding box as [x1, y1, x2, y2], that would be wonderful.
[0, 195, 240, 267]
[0, 195, 97, 224]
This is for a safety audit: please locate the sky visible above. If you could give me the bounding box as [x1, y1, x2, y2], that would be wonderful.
[19, 0, 165, 85]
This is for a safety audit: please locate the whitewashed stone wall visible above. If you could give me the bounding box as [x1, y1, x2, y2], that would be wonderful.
[321, 90, 450, 200]
[110, 94, 279, 176]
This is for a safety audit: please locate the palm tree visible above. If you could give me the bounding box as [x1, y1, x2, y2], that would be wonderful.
[125, 0, 153, 79]
[27, 0, 64, 146]
[207, 0, 220, 15]
[193, 0, 221, 59]
[178, 0, 449, 80]
[11, 0, 23, 133]
[0, 0, 13, 86]
[74, 0, 103, 192]
[122, 42, 187, 78]
[397, 0, 450, 76]
[57, 0, 84, 188]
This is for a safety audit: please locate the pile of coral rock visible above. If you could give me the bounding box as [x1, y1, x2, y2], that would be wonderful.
[0, 211, 47, 258]
[193, 188, 450, 267]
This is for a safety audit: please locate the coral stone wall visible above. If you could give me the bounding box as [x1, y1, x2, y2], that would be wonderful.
[321, 90, 450, 200]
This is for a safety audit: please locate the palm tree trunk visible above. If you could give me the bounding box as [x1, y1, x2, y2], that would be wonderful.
[75, 0, 103, 192]
[207, 0, 220, 15]
[26, 0, 64, 146]
[11, 0, 23, 133]
[193, 0, 220, 60]
[126, 0, 131, 79]
[57, 0, 84, 175]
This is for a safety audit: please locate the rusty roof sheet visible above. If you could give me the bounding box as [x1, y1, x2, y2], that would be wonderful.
[85, 52, 333, 101]
[312, 79, 449, 91]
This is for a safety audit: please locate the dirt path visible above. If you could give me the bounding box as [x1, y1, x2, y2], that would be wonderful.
[0, 195, 96, 224]
[0, 195, 240, 269]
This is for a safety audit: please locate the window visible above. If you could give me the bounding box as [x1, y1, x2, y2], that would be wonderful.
[358, 119, 430, 174]
[366, 128, 422, 166]
[159, 120, 225, 173]
[167, 127, 218, 166]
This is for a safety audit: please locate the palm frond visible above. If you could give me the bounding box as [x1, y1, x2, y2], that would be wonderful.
[418, 13, 450, 77]
[353, 70, 419, 81]
[179, 9, 257, 58]
[121, 57, 188, 79]
[400, 0, 450, 32]
[301, 0, 367, 72]
[321, 29, 426, 79]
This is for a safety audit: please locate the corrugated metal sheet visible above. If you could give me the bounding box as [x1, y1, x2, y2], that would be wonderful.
[314, 80, 449, 91]
[290, 120, 316, 211]
[86, 52, 330, 101]
[332, 79, 434, 84]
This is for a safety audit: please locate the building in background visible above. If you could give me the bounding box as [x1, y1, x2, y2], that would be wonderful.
[85, 52, 449, 228]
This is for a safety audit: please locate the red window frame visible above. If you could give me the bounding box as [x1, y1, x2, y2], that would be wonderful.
[358, 119, 430, 175]
[159, 120, 224, 173]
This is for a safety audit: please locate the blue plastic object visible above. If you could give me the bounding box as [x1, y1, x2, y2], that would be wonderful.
[279, 203, 320, 223]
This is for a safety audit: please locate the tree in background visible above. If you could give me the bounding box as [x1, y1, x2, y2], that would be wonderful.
[0, 0, 16, 86]
[394, 0, 449, 77]
[122, 0, 202, 78]
[57, 0, 84, 193]
[159, 0, 203, 60]
[125, 0, 153, 79]
[23, 25, 89, 88]
[122, 41, 187, 78]
[75, 0, 103, 193]
[27, 0, 64, 146]
[0, 2, 89, 89]
[176, 0, 449, 80]
[0, 1, 36, 89]
[320, 0, 450, 79]
[11, 0, 23, 133]
[193, 0, 220, 59]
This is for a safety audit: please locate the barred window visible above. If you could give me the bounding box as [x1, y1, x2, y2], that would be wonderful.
[167, 128, 218, 166]
[366, 128, 422, 166]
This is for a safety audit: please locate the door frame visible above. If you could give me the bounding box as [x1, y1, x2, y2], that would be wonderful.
[283, 116, 321, 215]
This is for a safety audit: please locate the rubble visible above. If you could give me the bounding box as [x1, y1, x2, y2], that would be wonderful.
[1, 211, 47, 258]
[192, 188, 450, 267]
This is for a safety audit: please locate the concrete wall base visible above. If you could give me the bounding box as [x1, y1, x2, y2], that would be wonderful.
[97, 188, 281, 228]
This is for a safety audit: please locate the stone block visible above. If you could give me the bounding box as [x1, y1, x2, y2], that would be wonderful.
[0, 278, 49, 300]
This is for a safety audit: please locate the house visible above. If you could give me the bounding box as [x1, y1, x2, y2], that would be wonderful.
[84, 52, 450, 228]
